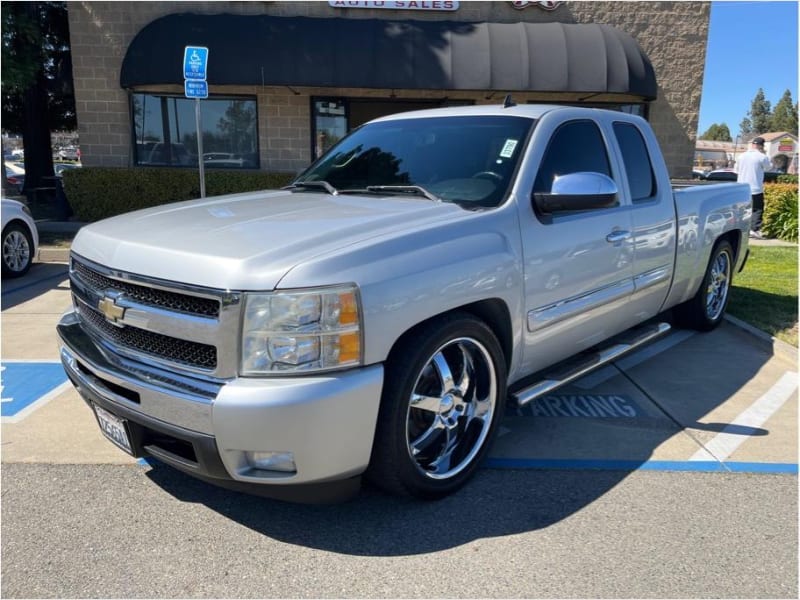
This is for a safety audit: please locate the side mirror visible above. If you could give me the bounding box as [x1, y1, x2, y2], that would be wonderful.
[533, 172, 619, 214]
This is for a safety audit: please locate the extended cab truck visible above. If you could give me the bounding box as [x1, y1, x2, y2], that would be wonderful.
[57, 105, 751, 502]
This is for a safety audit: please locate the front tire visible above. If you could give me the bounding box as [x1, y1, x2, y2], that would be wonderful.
[367, 312, 507, 499]
[2, 222, 34, 278]
[674, 240, 734, 331]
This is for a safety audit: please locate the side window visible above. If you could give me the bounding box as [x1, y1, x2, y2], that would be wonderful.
[533, 120, 612, 193]
[613, 122, 656, 202]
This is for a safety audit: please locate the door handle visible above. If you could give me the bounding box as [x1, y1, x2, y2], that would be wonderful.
[606, 230, 632, 244]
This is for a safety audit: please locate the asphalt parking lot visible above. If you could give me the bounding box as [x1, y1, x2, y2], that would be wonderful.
[1, 250, 797, 598]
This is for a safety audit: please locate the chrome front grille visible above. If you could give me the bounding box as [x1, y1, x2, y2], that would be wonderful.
[79, 304, 218, 369]
[69, 254, 241, 378]
[72, 260, 220, 317]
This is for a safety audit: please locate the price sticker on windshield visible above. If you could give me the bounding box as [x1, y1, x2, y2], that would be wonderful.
[500, 139, 518, 158]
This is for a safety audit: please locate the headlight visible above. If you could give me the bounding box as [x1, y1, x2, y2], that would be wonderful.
[241, 285, 362, 375]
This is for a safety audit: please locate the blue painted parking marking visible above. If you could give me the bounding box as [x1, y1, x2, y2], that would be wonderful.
[485, 457, 798, 475]
[1, 361, 69, 422]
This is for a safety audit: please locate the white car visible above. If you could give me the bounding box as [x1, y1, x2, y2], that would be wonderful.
[1, 197, 38, 278]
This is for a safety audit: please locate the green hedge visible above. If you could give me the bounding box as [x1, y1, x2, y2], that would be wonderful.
[61, 167, 296, 222]
[762, 183, 798, 243]
[776, 174, 799, 185]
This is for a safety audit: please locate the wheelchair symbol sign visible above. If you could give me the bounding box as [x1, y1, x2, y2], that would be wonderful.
[183, 46, 209, 80]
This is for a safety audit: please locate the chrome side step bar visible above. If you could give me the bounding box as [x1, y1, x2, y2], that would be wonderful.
[512, 322, 671, 407]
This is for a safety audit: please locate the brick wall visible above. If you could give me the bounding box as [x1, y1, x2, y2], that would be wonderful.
[67, 1, 709, 177]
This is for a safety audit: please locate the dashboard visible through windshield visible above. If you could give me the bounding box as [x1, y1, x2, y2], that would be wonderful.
[294, 115, 535, 208]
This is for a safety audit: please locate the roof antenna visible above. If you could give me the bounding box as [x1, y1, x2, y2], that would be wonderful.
[503, 94, 517, 108]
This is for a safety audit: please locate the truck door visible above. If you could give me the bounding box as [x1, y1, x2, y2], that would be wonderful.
[518, 118, 635, 375]
[610, 121, 676, 320]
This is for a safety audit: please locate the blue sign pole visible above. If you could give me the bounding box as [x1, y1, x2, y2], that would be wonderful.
[184, 46, 209, 198]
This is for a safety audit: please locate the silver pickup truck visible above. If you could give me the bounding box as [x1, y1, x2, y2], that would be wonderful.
[58, 104, 752, 502]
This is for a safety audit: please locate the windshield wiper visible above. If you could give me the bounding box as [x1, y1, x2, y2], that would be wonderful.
[364, 185, 441, 202]
[284, 181, 339, 195]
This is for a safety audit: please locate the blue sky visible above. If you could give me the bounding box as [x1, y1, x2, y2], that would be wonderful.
[697, 1, 798, 138]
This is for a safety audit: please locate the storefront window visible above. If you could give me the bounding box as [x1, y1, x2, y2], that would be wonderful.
[131, 94, 259, 168]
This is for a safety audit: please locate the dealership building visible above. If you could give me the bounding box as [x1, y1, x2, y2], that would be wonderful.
[67, 1, 710, 178]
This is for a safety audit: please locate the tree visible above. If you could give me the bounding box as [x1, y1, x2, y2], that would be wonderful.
[217, 101, 257, 154]
[1, 2, 75, 194]
[745, 88, 773, 135]
[771, 89, 798, 134]
[699, 123, 732, 142]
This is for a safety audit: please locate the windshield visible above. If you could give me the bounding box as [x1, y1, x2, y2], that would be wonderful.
[295, 115, 534, 208]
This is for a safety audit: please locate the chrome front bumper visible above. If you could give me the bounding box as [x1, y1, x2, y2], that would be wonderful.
[58, 309, 384, 498]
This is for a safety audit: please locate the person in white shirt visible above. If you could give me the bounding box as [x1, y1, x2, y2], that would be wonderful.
[734, 136, 773, 238]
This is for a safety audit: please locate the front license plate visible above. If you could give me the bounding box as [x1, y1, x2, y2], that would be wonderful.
[94, 404, 133, 455]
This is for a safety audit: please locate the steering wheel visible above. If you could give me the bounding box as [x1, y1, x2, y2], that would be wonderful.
[471, 171, 503, 182]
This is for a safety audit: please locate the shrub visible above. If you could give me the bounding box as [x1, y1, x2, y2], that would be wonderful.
[61, 167, 295, 222]
[776, 174, 798, 185]
[762, 183, 798, 242]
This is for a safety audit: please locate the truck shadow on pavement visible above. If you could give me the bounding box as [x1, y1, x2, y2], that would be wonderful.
[143, 321, 787, 556]
[145, 466, 631, 556]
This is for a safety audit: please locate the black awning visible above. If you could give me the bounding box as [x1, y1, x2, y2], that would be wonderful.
[120, 14, 657, 100]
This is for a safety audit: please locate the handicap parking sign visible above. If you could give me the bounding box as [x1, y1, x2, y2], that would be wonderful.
[183, 46, 209, 80]
[1, 362, 69, 421]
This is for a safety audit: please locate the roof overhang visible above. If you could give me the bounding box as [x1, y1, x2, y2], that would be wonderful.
[120, 14, 657, 100]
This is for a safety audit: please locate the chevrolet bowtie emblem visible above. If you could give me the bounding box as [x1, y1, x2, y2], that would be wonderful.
[98, 294, 126, 326]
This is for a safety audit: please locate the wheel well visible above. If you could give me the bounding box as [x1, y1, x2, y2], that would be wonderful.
[720, 230, 741, 264]
[3, 219, 32, 238]
[388, 299, 514, 371]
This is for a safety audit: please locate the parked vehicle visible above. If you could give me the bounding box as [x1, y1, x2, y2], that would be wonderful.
[703, 169, 737, 181]
[203, 152, 245, 168]
[57, 146, 80, 161]
[144, 142, 192, 166]
[704, 168, 781, 183]
[4, 161, 25, 194]
[58, 105, 752, 502]
[1, 197, 39, 278]
[54, 162, 81, 177]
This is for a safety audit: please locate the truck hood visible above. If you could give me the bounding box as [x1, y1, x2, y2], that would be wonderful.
[71, 190, 467, 290]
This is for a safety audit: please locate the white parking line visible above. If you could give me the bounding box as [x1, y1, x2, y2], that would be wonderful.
[690, 371, 799, 462]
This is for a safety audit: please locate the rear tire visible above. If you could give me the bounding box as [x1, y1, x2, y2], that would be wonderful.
[674, 240, 734, 331]
[2, 222, 34, 278]
[367, 312, 507, 499]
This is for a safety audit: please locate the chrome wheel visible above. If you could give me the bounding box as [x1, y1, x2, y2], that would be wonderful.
[368, 313, 506, 498]
[674, 240, 734, 332]
[2, 226, 32, 275]
[405, 337, 497, 480]
[705, 247, 731, 321]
